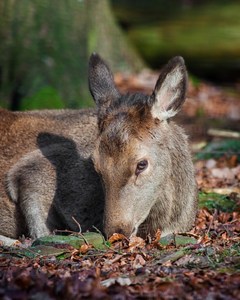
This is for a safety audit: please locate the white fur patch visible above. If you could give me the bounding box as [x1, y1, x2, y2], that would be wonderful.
[0, 235, 18, 246]
[157, 108, 178, 120]
[152, 67, 183, 120]
[166, 67, 183, 88]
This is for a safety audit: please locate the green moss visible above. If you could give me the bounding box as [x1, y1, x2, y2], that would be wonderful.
[32, 232, 107, 250]
[211, 243, 240, 271]
[159, 234, 197, 247]
[199, 192, 238, 212]
[195, 139, 240, 160]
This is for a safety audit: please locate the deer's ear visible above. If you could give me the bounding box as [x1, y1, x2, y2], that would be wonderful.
[88, 53, 120, 111]
[150, 56, 187, 120]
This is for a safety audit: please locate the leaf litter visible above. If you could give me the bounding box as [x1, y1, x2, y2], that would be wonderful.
[0, 73, 240, 299]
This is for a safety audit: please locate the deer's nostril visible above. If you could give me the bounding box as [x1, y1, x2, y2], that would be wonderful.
[112, 225, 133, 238]
[105, 223, 134, 238]
[115, 228, 125, 235]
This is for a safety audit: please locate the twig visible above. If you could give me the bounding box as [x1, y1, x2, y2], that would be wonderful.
[53, 218, 89, 246]
[70, 217, 90, 246]
[92, 225, 106, 244]
[222, 224, 231, 237]
[206, 209, 218, 236]
[208, 128, 240, 139]
[177, 232, 200, 239]
[91, 226, 123, 254]
[72, 216, 82, 233]
[201, 187, 240, 195]
[53, 229, 79, 235]
[173, 232, 177, 247]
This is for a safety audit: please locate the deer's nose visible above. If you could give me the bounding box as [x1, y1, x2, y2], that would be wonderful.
[105, 223, 134, 239]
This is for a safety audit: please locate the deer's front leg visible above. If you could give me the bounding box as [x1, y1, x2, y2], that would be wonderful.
[7, 150, 57, 239]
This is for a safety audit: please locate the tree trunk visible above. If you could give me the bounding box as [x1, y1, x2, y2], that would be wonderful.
[0, 0, 144, 110]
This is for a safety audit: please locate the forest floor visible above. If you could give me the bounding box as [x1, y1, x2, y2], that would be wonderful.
[0, 72, 239, 299]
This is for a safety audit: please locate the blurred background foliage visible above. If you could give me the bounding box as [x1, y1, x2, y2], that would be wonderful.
[0, 0, 239, 110]
[111, 0, 240, 82]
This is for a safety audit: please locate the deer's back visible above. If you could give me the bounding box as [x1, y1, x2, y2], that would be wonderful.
[0, 108, 97, 153]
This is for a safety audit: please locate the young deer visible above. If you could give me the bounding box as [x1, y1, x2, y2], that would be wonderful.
[0, 54, 197, 244]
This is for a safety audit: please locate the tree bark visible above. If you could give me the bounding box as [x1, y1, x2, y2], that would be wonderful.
[0, 0, 144, 110]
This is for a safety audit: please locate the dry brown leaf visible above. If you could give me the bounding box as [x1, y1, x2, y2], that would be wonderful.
[128, 236, 145, 252]
[108, 233, 127, 244]
[199, 234, 212, 245]
[132, 254, 146, 269]
[80, 244, 92, 254]
[211, 167, 235, 180]
[221, 232, 228, 240]
[106, 254, 124, 265]
[151, 229, 162, 249]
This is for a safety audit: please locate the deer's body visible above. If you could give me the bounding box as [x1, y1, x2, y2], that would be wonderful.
[0, 109, 104, 238]
[0, 54, 198, 243]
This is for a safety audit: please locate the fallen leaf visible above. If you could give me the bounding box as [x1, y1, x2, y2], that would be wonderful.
[211, 167, 235, 180]
[206, 159, 217, 169]
[108, 233, 127, 243]
[133, 254, 146, 269]
[80, 244, 92, 254]
[101, 277, 132, 287]
[128, 236, 145, 252]
[17, 245, 70, 258]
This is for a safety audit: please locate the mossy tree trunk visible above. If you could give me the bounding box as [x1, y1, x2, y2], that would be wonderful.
[0, 0, 143, 110]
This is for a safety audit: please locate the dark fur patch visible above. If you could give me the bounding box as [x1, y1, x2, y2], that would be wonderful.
[98, 93, 155, 157]
[98, 93, 152, 132]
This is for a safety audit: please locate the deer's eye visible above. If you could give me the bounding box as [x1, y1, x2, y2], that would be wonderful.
[135, 160, 148, 176]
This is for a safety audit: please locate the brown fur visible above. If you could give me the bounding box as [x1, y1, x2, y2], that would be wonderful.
[0, 109, 104, 239]
[0, 54, 198, 243]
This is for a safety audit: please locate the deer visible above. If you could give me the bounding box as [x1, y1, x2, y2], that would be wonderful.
[0, 54, 198, 245]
